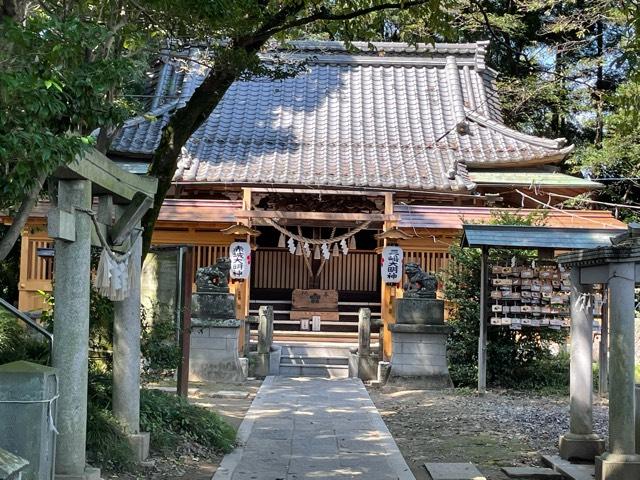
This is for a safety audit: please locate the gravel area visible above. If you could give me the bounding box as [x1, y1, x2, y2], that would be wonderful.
[369, 385, 609, 480]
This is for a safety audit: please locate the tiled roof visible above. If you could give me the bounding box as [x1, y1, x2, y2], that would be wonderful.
[109, 41, 574, 193]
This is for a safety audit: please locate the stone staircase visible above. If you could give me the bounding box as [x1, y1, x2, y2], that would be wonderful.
[277, 344, 351, 378]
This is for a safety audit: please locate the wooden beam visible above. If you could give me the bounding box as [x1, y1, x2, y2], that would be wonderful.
[55, 149, 157, 202]
[110, 192, 153, 245]
[237, 210, 395, 222]
[250, 187, 388, 196]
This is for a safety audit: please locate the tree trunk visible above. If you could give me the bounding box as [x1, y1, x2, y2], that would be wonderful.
[141, 46, 263, 259]
[0, 171, 47, 261]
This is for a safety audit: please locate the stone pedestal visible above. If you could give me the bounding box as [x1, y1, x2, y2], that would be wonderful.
[189, 319, 245, 383]
[389, 297, 452, 387]
[189, 290, 246, 383]
[389, 324, 453, 387]
[0, 361, 58, 480]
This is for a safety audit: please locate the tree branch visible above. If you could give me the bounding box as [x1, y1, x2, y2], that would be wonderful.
[255, 0, 432, 40]
[0, 171, 47, 262]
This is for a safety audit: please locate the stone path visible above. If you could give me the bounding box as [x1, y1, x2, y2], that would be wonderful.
[213, 376, 415, 480]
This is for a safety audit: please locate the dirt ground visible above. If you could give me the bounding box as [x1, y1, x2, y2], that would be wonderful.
[102, 378, 262, 480]
[369, 384, 609, 480]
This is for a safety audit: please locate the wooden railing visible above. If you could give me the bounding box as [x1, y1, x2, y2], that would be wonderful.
[18, 229, 53, 311]
[404, 250, 452, 276]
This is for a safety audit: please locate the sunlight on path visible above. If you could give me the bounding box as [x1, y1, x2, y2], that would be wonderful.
[213, 376, 415, 480]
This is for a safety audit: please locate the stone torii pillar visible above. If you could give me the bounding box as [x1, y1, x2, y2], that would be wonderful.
[559, 267, 605, 460]
[557, 225, 640, 480]
[51, 179, 99, 480]
[47, 150, 157, 479]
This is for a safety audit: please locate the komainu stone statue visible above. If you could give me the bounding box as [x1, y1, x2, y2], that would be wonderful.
[403, 263, 437, 299]
[196, 257, 231, 292]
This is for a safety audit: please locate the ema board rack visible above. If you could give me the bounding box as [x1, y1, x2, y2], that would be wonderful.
[488, 260, 571, 330]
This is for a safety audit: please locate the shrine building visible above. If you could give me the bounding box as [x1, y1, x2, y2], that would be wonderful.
[15, 41, 625, 357]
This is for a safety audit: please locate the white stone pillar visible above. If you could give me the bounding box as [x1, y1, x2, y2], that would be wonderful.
[596, 262, 640, 480]
[52, 179, 99, 480]
[112, 228, 149, 461]
[559, 267, 605, 460]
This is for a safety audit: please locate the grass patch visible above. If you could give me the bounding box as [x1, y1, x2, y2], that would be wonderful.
[86, 404, 135, 471]
[636, 364, 640, 384]
[85, 370, 235, 472]
[140, 389, 236, 454]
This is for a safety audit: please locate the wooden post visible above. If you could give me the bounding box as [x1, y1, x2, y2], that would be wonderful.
[477, 246, 488, 394]
[599, 298, 609, 396]
[177, 246, 193, 398]
[381, 192, 395, 361]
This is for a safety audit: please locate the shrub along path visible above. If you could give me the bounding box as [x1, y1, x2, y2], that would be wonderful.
[213, 376, 415, 480]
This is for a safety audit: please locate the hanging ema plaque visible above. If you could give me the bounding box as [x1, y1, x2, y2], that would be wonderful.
[229, 241, 251, 280]
[381, 246, 404, 284]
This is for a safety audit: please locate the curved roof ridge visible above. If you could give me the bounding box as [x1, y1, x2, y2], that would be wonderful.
[465, 109, 572, 152]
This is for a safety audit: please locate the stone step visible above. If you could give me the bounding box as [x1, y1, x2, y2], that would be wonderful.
[279, 345, 352, 358]
[424, 462, 487, 480]
[541, 455, 595, 480]
[279, 364, 350, 378]
[501, 466, 563, 479]
[280, 355, 349, 366]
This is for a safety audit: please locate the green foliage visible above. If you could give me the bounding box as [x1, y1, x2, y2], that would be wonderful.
[86, 404, 135, 471]
[0, 309, 49, 365]
[140, 389, 236, 454]
[441, 211, 569, 391]
[141, 303, 181, 382]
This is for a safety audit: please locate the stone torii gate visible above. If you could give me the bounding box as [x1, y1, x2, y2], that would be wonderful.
[48, 149, 157, 479]
[557, 224, 640, 480]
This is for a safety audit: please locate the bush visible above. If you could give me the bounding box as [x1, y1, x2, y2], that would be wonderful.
[140, 389, 235, 453]
[86, 404, 135, 471]
[141, 302, 181, 382]
[0, 310, 49, 365]
[442, 210, 570, 391]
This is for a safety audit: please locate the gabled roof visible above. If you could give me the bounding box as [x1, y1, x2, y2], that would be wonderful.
[109, 40, 574, 193]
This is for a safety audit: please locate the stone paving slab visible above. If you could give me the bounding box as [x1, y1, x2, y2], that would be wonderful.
[213, 376, 415, 480]
[424, 462, 487, 480]
[501, 466, 562, 479]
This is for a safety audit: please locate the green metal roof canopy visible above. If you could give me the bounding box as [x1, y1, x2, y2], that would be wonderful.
[460, 224, 622, 250]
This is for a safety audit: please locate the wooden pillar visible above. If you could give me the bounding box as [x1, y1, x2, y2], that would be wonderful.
[381, 192, 395, 361]
[177, 246, 193, 397]
[477, 246, 488, 394]
[236, 188, 253, 353]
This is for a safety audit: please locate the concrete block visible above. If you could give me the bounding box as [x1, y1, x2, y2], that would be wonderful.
[391, 352, 447, 367]
[596, 453, 640, 480]
[0, 361, 57, 480]
[559, 433, 605, 461]
[127, 432, 150, 462]
[239, 358, 248, 378]
[501, 466, 562, 479]
[396, 341, 446, 356]
[424, 462, 486, 480]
